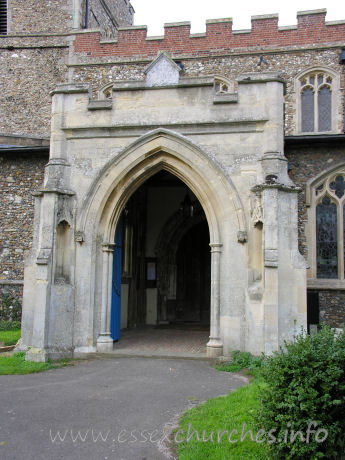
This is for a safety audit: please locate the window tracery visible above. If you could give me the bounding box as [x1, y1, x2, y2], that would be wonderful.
[214, 77, 234, 94]
[310, 171, 345, 280]
[99, 83, 113, 100]
[296, 68, 339, 134]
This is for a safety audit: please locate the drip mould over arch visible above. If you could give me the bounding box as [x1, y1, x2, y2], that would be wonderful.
[77, 128, 246, 244]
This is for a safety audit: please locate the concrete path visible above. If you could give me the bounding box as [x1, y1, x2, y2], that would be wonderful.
[0, 357, 246, 460]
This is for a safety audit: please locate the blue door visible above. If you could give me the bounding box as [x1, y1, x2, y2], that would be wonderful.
[111, 216, 122, 341]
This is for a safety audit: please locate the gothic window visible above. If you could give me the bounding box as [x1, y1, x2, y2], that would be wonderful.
[214, 77, 233, 94]
[0, 0, 7, 35]
[55, 220, 72, 284]
[298, 69, 337, 134]
[99, 83, 113, 99]
[215, 80, 229, 94]
[311, 171, 345, 280]
[316, 196, 338, 278]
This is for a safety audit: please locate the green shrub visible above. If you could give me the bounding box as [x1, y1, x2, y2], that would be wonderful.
[217, 350, 266, 378]
[0, 321, 21, 331]
[0, 294, 22, 322]
[255, 326, 345, 459]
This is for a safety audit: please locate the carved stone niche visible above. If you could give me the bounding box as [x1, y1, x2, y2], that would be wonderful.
[56, 195, 74, 226]
[55, 195, 75, 284]
[251, 192, 263, 227]
[55, 220, 72, 284]
[75, 230, 85, 244]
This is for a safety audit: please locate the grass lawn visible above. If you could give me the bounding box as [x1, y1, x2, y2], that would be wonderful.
[0, 352, 70, 375]
[0, 328, 21, 346]
[176, 355, 270, 459]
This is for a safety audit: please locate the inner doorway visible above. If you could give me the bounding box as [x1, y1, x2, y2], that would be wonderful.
[110, 170, 211, 343]
[175, 221, 211, 324]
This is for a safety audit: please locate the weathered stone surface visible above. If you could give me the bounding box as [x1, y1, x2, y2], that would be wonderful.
[87, 0, 134, 38]
[0, 153, 47, 280]
[20, 69, 307, 361]
[1, 4, 345, 356]
[320, 291, 345, 327]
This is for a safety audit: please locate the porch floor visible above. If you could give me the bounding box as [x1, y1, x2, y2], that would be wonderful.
[111, 325, 210, 359]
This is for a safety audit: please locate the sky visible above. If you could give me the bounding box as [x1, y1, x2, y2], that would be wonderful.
[133, 0, 345, 36]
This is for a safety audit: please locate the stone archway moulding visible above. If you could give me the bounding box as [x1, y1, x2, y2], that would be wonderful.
[78, 128, 246, 241]
[305, 161, 345, 206]
[77, 128, 247, 357]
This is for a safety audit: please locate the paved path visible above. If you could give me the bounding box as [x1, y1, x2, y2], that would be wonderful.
[0, 357, 246, 460]
[114, 328, 209, 355]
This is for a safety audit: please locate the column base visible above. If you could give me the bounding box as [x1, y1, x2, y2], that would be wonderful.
[207, 338, 223, 358]
[14, 338, 28, 353]
[74, 346, 97, 356]
[25, 347, 49, 362]
[97, 335, 114, 353]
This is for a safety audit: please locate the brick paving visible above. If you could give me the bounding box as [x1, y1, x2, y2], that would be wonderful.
[114, 326, 209, 355]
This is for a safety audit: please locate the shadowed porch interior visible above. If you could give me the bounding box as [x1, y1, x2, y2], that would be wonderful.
[110, 170, 211, 352]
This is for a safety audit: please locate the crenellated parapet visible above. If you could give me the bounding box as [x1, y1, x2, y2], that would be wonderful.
[74, 10, 345, 59]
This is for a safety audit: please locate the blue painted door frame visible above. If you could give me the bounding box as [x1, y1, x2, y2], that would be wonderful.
[111, 216, 122, 341]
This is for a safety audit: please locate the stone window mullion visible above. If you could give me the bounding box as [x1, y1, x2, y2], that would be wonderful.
[297, 68, 338, 134]
[314, 84, 319, 132]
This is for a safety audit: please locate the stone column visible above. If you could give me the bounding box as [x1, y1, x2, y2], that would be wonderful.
[262, 187, 280, 354]
[252, 149, 307, 353]
[97, 243, 115, 352]
[207, 243, 223, 358]
[24, 192, 57, 362]
[72, 0, 82, 29]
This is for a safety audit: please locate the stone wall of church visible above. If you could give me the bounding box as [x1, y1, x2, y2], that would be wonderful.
[286, 143, 345, 258]
[0, 43, 69, 137]
[0, 153, 47, 282]
[8, 0, 74, 34]
[319, 291, 345, 327]
[0, 283, 23, 308]
[1, 42, 341, 139]
[71, 47, 344, 136]
[1, 9, 344, 139]
[286, 143, 345, 328]
[1, 7, 345, 328]
[87, 0, 134, 38]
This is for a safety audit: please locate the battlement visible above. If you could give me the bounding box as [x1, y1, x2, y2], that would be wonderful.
[74, 9, 345, 59]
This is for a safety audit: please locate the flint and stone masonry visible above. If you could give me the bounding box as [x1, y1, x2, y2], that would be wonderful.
[0, 2, 344, 359]
[22, 53, 307, 361]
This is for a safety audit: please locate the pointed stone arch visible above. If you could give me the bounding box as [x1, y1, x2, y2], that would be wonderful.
[76, 128, 247, 357]
[78, 128, 246, 244]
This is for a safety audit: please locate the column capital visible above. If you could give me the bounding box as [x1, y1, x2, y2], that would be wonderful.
[209, 243, 223, 253]
[102, 243, 115, 253]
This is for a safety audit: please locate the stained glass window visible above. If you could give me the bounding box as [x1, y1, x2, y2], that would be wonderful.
[329, 176, 345, 199]
[316, 196, 338, 279]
